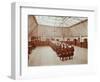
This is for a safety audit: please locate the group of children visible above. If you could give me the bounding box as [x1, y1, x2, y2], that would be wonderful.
[50, 41, 74, 61]
[28, 39, 75, 61]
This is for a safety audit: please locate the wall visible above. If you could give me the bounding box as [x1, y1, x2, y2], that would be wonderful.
[70, 20, 88, 37]
[37, 24, 71, 41]
[28, 16, 38, 41]
[66, 20, 88, 41]
[36, 21, 87, 41]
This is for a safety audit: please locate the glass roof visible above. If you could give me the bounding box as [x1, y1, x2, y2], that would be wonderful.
[35, 16, 87, 27]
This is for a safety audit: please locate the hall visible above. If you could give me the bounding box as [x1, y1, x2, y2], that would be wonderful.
[28, 15, 88, 66]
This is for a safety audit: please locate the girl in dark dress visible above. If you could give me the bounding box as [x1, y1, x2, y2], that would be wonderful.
[68, 45, 74, 59]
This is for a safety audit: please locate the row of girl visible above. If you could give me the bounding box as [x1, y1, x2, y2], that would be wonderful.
[50, 41, 74, 61]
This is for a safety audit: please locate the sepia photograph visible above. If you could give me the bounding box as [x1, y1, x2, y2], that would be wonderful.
[28, 15, 88, 66]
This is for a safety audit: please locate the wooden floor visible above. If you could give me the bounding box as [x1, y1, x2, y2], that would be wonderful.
[28, 46, 87, 66]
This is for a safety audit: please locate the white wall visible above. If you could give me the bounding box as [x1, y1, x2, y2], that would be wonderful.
[28, 16, 38, 41]
[68, 21, 88, 41]
[37, 24, 71, 40]
[37, 21, 87, 41]
[37, 25, 68, 37]
[70, 20, 88, 37]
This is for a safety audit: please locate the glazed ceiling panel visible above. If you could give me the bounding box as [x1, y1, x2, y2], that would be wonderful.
[35, 16, 87, 27]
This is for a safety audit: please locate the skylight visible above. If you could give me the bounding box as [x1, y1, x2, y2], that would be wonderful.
[35, 16, 87, 27]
